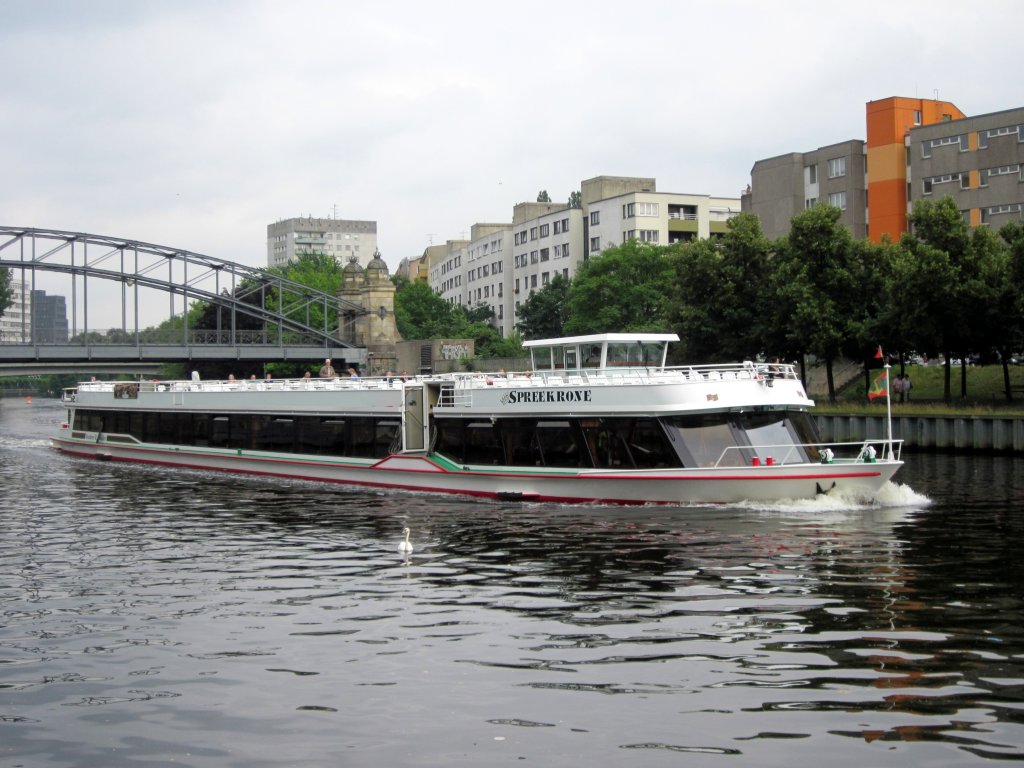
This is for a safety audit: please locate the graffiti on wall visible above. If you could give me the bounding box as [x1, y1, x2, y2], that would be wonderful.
[440, 343, 471, 360]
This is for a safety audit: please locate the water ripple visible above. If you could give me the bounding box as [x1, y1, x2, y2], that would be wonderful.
[1, 402, 1022, 765]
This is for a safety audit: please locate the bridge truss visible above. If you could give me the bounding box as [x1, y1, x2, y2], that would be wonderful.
[0, 226, 369, 365]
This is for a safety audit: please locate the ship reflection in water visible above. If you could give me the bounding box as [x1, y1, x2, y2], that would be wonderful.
[2, 400, 1022, 766]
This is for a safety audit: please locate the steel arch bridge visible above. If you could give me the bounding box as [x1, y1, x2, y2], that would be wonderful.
[0, 226, 370, 370]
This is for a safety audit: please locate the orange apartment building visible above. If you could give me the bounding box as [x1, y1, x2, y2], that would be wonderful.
[866, 96, 965, 241]
[744, 96, 1024, 242]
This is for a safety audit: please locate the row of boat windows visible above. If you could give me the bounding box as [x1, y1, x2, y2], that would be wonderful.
[434, 411, 818, 469]
[73, 409, 400, 458]
[71, 408, 818, 469]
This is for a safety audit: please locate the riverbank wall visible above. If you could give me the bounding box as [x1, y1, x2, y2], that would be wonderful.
[815, 413, 1024, 453]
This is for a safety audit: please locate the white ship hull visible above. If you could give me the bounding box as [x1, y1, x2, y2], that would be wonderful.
[50, 434, 900, 505]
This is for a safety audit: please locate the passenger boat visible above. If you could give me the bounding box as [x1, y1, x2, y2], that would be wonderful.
[51, 333, 903, 505]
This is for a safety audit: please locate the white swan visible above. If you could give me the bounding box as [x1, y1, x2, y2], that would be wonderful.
[398, 527, 413, 554]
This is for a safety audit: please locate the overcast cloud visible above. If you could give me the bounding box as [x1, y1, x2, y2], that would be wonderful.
[2, 0, 1021, 327]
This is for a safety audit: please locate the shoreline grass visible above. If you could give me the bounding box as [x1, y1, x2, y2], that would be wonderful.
[808, 362, 1024, 417]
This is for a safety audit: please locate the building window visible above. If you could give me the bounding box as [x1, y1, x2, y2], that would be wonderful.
[553, 220, 561, 234]
[530, 251, 539, 264]
[978, 124, 1023, 149]
[827, 157, 846, 178]
[542, 272, 550, 286]
[914, 110, 922, 125]
[922, 134, 969, 157]
[639, 230, 659, 243]
[923, 172, 968, 194]
[590, 236, 600, 252]
[637, 202, 658, 216]
[807, 165, 817, 184]
[539, 224, 549, 238]
[540, 248, 550, 261]
[828, 191, 847, 210]
[590, 211, 600, 225]
[804, 197, 818, 209]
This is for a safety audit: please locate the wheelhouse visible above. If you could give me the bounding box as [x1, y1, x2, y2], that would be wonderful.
[524, 333, 678, 374]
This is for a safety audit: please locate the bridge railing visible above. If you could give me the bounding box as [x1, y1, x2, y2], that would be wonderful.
[0, 328, 339, 347]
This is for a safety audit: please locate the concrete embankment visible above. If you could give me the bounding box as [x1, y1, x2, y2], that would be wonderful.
[815, 413, 1024, 453]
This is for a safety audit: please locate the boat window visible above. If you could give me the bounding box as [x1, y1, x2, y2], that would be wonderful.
[605, 342, 665, 368]
[300, 418, 347, 455]
[564, 347, 578, 371]
[660, 414, 748, 467]
[534, 420, 586, 467]
[640, 342, 666, 366]
[606, 343, 632, 366]
[67, 409, 403, 459]
[531, 346, 553, 370]
[736, 411, 817, 463]
[581, 345, 602, 368]
[465, 421, 503, 465]
[210, 415, 231, 447]
[375, 420, 401, 456]
[580, 417, 676, 469]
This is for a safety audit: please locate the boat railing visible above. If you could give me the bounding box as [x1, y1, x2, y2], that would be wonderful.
[715, 438, 903, 468]
[439, 361, 798, 389]
[71, 361, 801, 397]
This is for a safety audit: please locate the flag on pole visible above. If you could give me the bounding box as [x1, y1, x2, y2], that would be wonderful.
[874, 345, 884, 359]
[868, 369, 888, 401]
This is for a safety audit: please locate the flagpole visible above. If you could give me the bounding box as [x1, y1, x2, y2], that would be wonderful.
[884, 360, 893, 460]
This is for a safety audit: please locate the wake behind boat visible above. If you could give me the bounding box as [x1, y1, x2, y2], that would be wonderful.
[51, 333, 902, 504]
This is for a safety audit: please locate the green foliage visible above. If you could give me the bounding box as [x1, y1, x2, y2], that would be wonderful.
[565, 240, 674, 335]
[265, 250, 345, 333]
[516, 273, 570, 339]
[536, 190, 551, 203]
[392, 280, 524, 360]
[667, 212, 774, 362]
[0, 267, 11, 316]
[567, 191, 582, 209]
[394, 280, 459, 339]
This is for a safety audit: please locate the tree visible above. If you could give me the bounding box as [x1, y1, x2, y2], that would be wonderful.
[536, 190, 551, 203]
[895, 197, 999, 401]
[567, 191, 581, 209]
[266, 250, 345, 335]
[393, 280, 457, 339]
[564, 240, 674, 335]
[998, 221, 1024, 398]
[667, 212, 774, 363]
[773, 205, 861, 402]
[516, 273, 570, 339]
[0, 267, 12, 318]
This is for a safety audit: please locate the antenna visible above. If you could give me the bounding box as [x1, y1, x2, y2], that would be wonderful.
[425, 233, 437, 245]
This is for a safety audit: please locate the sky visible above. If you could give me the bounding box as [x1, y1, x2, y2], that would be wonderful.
[2, 0, 1022, 327]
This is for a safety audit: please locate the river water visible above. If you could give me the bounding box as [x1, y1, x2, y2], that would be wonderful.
[1, 398, 1022, 767]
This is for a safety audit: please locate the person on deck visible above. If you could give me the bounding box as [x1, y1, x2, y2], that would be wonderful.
[319, 358, 337, 378]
